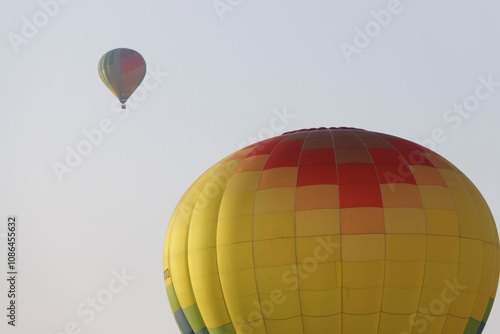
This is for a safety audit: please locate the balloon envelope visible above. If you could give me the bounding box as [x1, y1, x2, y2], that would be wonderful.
[98, 48, 146, 106]
[163, 127, 499, 334]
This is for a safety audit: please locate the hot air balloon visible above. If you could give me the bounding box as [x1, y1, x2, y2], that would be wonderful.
[98, 48, 146, 109]
[163, 127, 499, 334]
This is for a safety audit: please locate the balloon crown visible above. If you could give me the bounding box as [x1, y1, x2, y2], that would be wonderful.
[282, 127, 365, 135]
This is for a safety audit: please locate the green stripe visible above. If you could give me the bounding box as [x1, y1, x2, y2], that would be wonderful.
[166, 284, 181, 312]
[183, 303, 207, 332]
[175, 309, 195, 334]
[208, 323, 235, 334]
[463, 318, 481, 334]
[482, 297, 494, 323]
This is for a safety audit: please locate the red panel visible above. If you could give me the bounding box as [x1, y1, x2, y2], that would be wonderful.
[263, 140, 304, 169]
[339, 184, 383, 208]
[375, 163, 417, 185]
[297, 165, 338, 186]
[247, 136, 286, 157]
[121, 54, 144, 74]
[386, 139, 434, 167]
[369, 148, 401, 164]
[299, 149, 336, 166]
[338, 164, 379, 185]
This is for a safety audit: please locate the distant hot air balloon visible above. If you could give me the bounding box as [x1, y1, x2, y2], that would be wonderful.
[98, 48, 146, 109]
[163, 127, 499, 334]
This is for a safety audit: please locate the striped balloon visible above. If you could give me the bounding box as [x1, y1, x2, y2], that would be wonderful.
[163, 127, 499, 334]
[98, 48, 146, 108]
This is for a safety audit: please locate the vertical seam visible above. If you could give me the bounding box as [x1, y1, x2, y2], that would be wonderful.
[329, 128, 343, 332]
[213, 149, 260, 333]
[292, 132, 312, 334]
[249, 135, 289, 333]
[350, 130, 388, 334]
[374, 135, 430, 334]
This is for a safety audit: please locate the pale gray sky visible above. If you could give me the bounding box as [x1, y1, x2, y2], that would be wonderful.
[1, 0, 500, 333]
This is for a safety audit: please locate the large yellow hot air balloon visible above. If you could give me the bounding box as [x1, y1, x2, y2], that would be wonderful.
[98, 48, 146, 109]
[163, 127, 499, 334]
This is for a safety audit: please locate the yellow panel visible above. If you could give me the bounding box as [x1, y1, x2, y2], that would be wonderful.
[217, 215, 253, 246]
[188, 248, 217, 276]
[448, 290, 477, 318]
[254, 188, 295, 214]
[462, 176, 497, 241]
[295, 209, 340, 237]
[384, 208, 426, 234]
[380, 183, 422, 208]
[255, 265, 298, 294]
[385, 261, 425, 288]
[195, 188, 230, 218]
[412, 313, 446, 334]
[224, 293, 262, 326]
[478, 215, 496, 245]
[217, 242, 254, 273]
[382, 287, 421, 314]
[343, 261, 384, 288]
[197, 296, 230, 327]
[423, 262, 459, 290]
[299, 289, 341, 316]
[470, 293, 489, 321]
[296, 185, 339, 210]
[483, 242, 497, 271]
[378, 312, 413, 334]
[469, 190, 491, 218]
[450, 188, 477, 213]
[440, 315, 468, 334]
[295, 262, 339, 291]
[264, 317, 303, 334]
[342, 313, 380, 334]
[189, 219, 217, 250]
[426, 235, 460, 262]
[253, 238, 296, 268]
[342, 287, 383, 314]
[258, 167, 298, 190]
[477, 267, 495, 296]
[438, 169, 467, 189]
[170, 209, 197, 308]
[425, 209, 459, 236]
[219, 192, 256, 219]
[457, 211, 483, 239]
[342, 234, 385, 261]
[457, 263, 482, 293]
[418, 185, 455, 210]
[258, 290, 301, 320]
[170, 269, 195, 307]
[253, 212, 295, 241]
[238, 320, 267, 334]
[303, 314, 341, 334]
[419, 287, 452, 316]
[220, 268, 257, 299]
[386, 234, 426, 261]
[223, 171, 262, 195]
[296, 235, 341, 264]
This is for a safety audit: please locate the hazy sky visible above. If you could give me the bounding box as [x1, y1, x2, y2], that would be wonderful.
[1, 0, 500, 333]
